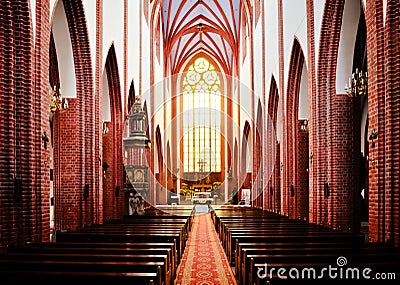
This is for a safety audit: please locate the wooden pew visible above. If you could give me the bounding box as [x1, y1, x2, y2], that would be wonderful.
[55, 231, 185, 262]
[235, 241, 384, 281]
[210, 206, 398, 285]
[0, 259, 165, 285]
[0, 270, 158, 285]
[224, 227, 349, 256]
[0, 251, 172, 285]
[75, 227, 187, 241]
[8, 246, 174, 275]
[227, 233, 365, 263]
[0, 206, 195, 285]
[20, 241, 178, 281]
[242, 249, 400, 285]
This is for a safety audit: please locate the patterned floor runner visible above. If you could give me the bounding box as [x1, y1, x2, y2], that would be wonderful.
[174, 212, 237, 285]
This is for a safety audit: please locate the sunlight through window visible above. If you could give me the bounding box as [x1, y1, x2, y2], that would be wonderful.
[183, 57, 221, 173]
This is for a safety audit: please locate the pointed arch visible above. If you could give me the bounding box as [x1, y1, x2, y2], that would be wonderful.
[266, 75, 280, 212]
[127, 80, 135, 115]
[50, 0, 98, 231]
[285, 38, 307, 219]
[233, 139, 239, 182]
[254, 99, 263, 208]
[155, 125, 166, 204]
[166, 141, 174, 193]
[102, 44, 124, 220]
[240, 121, 252, 199]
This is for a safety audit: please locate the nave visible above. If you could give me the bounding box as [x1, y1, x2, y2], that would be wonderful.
[0, 205, 399, 285]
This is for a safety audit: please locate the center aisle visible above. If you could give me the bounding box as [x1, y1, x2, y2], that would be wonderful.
[174, 210, 237, 285]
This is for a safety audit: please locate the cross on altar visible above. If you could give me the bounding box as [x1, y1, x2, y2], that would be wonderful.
[197, 159, 207, 173]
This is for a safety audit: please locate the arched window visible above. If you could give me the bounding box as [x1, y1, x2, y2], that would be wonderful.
[182, 57, 221, 173]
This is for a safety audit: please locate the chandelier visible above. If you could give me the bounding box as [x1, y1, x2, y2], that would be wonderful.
[345, 68, 368, 98]
[300, 119, 309, 132]
[49, 86, 68, 113]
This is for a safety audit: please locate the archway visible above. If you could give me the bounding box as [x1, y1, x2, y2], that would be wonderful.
[49, 0, 96, 231]
[266, 76, 280, 212]
[155, 126, 166, 204]
[254, 100, 263, 209]
[102, 44, 123, 220]
[240, 121, 252, 205]
[285, 38, 309, 220]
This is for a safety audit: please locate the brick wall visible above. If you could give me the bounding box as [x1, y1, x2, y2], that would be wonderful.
[0, 0, 40, 248]
[297, 120, 309, 221]
[102, 128, 114, 220]
[95, 0, 104, 224]
[315, 0, 345, 229]
[363, 0, 400, 246]
[384, 0, 400, 246]
[366, 0, 385, 242]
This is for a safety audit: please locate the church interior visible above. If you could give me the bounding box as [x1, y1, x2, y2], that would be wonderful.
[0, 0, 399, 284]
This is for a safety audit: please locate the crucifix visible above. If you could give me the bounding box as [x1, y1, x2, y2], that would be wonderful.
[197, 159, 207, 173]
[42, 131, 49, 149]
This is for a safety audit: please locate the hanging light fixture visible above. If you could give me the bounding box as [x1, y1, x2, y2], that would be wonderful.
[345, 68, 368, 98]
[300, 119, 309, 132]
[49, 85, 68, 113]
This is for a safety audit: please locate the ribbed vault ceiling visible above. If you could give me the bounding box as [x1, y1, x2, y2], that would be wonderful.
[162, 0, 241, 74]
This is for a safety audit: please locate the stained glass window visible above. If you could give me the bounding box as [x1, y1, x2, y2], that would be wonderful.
[183, 57, 221, 172]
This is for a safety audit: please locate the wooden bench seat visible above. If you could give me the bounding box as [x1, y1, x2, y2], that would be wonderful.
[73, 228, 186, 246]
[223, 228, 348, 253]
[0, 259, 166, 285]
[219, 223, 333, 242]
[55, 231, 184, 261]
[25, 241, 178, 263]
[0, 206, 195, 285]
[0, 270, 159, 285]
[21, 241, 178, 280]
[8, 245, 176, 281]
[0, 252, 172, 285]
[226, 233, 365, 262]
[210, 206, 398, 285]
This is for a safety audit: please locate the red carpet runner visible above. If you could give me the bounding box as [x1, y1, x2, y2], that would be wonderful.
[174, 212, 237, 285]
